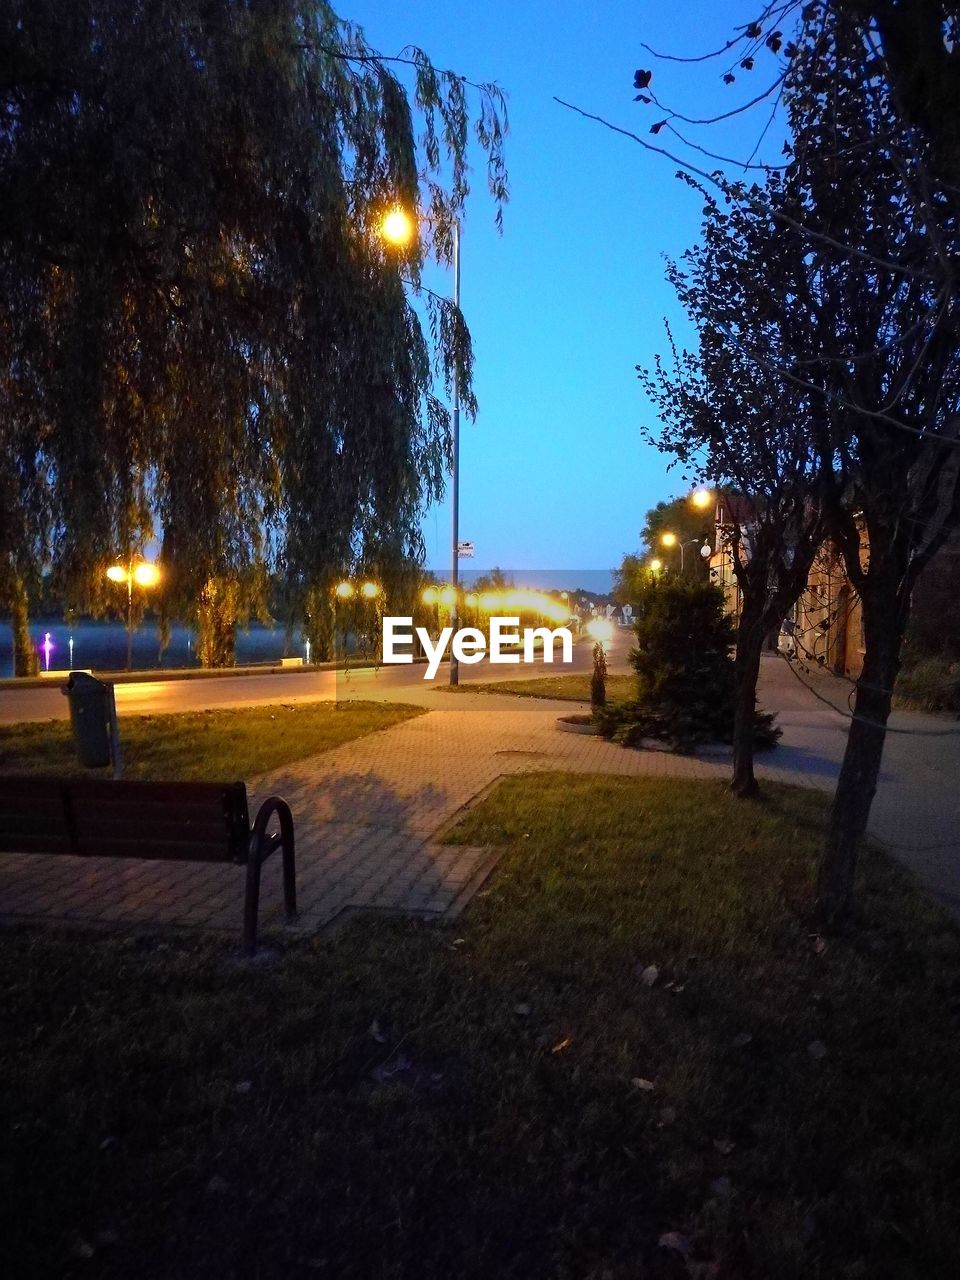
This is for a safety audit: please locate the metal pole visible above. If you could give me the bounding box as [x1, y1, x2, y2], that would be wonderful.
[679, 542, 685, 575]
[449, 218, 461, 686]
[126, 567, 133, 671]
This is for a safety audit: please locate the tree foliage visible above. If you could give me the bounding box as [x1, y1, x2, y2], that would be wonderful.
[597, 577, 779, 754]
[0, 0, 508, 662]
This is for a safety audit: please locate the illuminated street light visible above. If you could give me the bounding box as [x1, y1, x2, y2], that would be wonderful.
[439, 585, 457, 608]
[380, 203, 463, 686]
[649, 558, 663, 573]
[380, 206, 416, 245]
[422, 586, 439, 606]
[133, 563, 161, 588]
[691, 487, 714, 510]
[105, 558, 161, 671]
[335, 581, 355, 600]
[660, 531, 678, 548]
[360, 581, 380, 600]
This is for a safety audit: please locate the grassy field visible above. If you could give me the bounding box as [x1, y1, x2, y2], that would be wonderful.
[446, 672, 637, 702]
[3, 774, 959, 1278]
[0, 701, 424, 781]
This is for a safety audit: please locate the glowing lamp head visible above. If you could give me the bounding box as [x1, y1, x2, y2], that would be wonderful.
[132, 562, 160, 588]
[439, 586, 457, 607]
[465, 592, 478, 607]
[421, 586, 438, 606]
[106, 565, 128, 584]
[660, 531, 678, 548]
[649, 558, 663, 573]
[360, 581, 380, 600]
[335, 581, 355, 600]
[691, 487, 713, 510]
[479, 592, 500, 612]
[381, 207, 415, 246]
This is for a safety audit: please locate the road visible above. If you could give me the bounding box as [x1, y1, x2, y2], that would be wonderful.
[0, 634, 627, 724]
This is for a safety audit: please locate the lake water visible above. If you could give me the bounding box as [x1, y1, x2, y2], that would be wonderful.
[0, 620, 311, 677]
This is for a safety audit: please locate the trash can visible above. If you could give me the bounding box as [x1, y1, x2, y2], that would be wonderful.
[62, 671, 113, 768]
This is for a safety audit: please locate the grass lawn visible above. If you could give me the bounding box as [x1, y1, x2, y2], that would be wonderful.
[447, 672, 637, 702]
[3, 774, 960, 1277]
[0, 701, 424, 781]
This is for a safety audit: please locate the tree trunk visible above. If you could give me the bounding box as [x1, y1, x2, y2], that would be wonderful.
[11, 575, 39, 678]
[731, 604, 766, 798]
[815, 599, 903, 927]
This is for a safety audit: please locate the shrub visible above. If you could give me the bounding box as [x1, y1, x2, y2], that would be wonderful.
[895, 657, 960, 713]
[596, 576, 779, 753]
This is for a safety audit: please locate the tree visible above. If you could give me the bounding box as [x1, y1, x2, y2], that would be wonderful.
[739, 18, 960, 922]
[0, 1, 508, 665]
[638, 187, 831, 797]
[616, 8, 960, 916]
[638, 496, 714, 576]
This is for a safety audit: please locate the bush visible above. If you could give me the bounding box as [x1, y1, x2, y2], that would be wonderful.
[596, 576, 779, 753]
[895, 657, 960, 713]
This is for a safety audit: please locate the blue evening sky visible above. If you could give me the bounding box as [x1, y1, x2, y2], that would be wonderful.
[347, 1, 782, 579]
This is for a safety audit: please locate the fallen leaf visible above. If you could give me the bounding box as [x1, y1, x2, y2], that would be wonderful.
[376, 1053, 412, 1081]
[658, 1230, 691, 1255]
[631, 1077, 656, 1091]
[513, 1002, 531, 1017]
[234, 1081, 252, 1095]
[813, 935, 828, 955]
[98, 1136, 116, 1151]
[552, 1036, 572, 1054]
[731, 1032, 753, 1048]
[68, 1234, 95, 1259]
[368, 1019, 387, 1044]
[639, 964, 659, 988]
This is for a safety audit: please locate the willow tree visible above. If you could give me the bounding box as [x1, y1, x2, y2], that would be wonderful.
[0, 0, 507, 665]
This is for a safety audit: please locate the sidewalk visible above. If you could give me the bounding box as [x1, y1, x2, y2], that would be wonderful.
[1, 656, 957, 939]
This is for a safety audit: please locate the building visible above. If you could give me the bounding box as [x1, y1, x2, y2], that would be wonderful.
[708, 496, 865, 678]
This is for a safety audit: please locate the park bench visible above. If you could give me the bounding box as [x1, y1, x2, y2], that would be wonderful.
[0, 777, 296, 954]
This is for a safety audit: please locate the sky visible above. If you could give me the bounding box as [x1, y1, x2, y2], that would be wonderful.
[347, 0, 782, 580]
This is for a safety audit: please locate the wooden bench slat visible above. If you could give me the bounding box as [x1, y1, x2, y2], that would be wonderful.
[76, 838, 243, 863]
[72, 817, 231, 842]
[0, 834, 73, 854]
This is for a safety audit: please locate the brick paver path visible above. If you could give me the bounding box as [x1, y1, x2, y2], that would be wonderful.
[1, 656, 958, 941]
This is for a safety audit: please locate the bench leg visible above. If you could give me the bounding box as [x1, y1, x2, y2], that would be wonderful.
[244, 797, 296, 955]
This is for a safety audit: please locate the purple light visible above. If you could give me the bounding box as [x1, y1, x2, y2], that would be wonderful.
[42, 632, 54, 671]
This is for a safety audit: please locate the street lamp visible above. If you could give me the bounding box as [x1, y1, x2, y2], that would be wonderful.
[660, 532, 711, 574]
[106, 559, 161, 671]
[381, 205, 463, 685]
[690, 487, 714, 510]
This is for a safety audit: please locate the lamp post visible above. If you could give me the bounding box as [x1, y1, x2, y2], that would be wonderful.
[660, 532, 712, 575]
[106, 559, 161, 671]
[381, 206, 463, 685]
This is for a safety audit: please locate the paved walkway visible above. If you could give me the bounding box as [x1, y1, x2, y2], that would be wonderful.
[1, 656, 958, 940]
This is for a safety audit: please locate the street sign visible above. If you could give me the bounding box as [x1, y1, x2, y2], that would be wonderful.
[457, 541, 474, 558]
